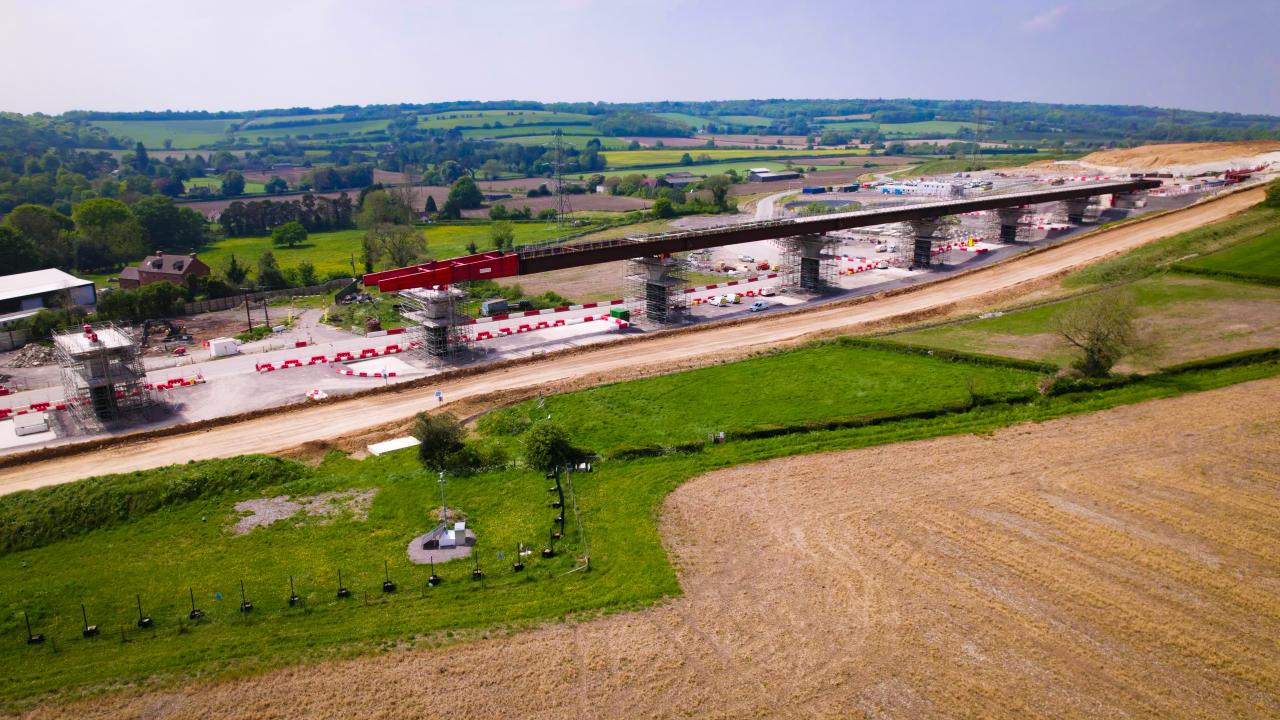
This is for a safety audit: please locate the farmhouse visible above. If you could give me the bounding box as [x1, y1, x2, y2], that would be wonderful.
[0, 268, 97, 328]
[116, 251, 211, 290]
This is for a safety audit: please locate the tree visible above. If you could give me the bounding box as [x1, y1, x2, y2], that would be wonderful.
[153, 176, 184, 197]
[679, 152, 694, 166]
[256, 250, 287, 289]
[271, 221, 308, 248]
[296, 260, 317, 287]
[480, 159, 505, 180]
[652, 197, 676, 218]
[0, 226, 40, 273]
[132, 195, 204, 251]
[1266, 178, 1280, 209]
[264, 176, 288, 194]
[413, 412, 466, 472]
[356, 189, 414, 228]
[364, 224, 425, 269]
[702, 175, 732, 210]
[4, 204, 74, 268]
[1050, 288, 1144, 377]
[132, 142, 149, 171]
[489, 220, 514, 250]
[523, 422, 581, 473]
[221, 170, 245, 197]
[72, 197, 145, 267]
[424, 195, 438, 215]
[439, 197, 462, 220]
[465, 241, 478, 254]
[224, 254, 248, 286]
[446, 176, 483, 210]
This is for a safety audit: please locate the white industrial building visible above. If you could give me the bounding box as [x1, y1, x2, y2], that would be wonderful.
[879, 181, 963, 198]
[0, 269, 97, 328]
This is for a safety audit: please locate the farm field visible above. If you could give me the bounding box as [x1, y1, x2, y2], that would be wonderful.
[603, 148, 866, 168]
[714, 114, 775, 126]
[6, 344, 1279, 710]
[582, 159, 877, 182]
[240, 113, 345, 128]
[196, 223, 578, 279]
[234, 118, 390, 141]
[89, 119, 241, 148]
[895, 152, 1067, 177]
[184, 176, 267, 195]
[891, 276, 1280, 371]
[417, 110, 594, 130]
[459, 124, 599, 139]
[817, 119, 991, 136]
[494, 134, 630, 150]
[1177, 226, 1280, 282]
[653, 111, 712, 128]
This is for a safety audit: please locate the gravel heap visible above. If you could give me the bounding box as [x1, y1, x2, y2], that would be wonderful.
[4, 344, 55, 368]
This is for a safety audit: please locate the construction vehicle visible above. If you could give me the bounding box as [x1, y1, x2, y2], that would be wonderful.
[141, 319, 192, 347]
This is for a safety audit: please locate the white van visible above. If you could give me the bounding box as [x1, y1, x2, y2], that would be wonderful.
[758, 286, 776, 296]
[749, 300, 770, 312]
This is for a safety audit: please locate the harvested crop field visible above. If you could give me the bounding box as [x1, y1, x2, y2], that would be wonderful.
[33, 378, 1280, 719]
[1081, 140, 1280, 169]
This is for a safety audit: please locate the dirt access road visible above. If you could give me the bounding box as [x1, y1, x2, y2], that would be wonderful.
[0, 187, 1263, 493]
[28, 377, 1280, 719]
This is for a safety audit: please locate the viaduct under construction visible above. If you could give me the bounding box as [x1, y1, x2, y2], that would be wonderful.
[365, 179, 1160, 356]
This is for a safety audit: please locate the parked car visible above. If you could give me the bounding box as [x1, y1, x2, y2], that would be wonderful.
[738, 254, 754, 263]
[749, 300, 770, 312]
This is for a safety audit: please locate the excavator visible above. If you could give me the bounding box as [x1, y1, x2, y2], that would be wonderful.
[141, 318, 193, 348]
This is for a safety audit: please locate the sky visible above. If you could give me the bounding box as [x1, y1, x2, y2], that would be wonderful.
[2, 0, 1278, 116]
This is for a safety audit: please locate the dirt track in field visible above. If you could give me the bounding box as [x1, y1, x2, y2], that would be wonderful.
[25, 377, 1280, 719]
[0, 186, 1264, 493]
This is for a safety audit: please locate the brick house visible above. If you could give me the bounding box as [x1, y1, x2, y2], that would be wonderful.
[117, 251, 211, 290]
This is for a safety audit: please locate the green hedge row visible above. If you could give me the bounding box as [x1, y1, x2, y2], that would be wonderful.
[0, 456, 307, 554]
[832, 337, 1059, 373]
[1171, 265, 1280, 287]
[1155, 347, 1280, 375]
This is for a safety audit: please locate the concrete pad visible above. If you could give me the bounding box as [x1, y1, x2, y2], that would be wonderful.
[0, 418, 56, 450]
[368, 436, 421, 456]
[345, 356, 421, 376]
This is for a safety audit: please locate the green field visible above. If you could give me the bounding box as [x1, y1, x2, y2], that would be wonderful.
[713, 114, 775, 127]
[579, 157, 877, 182]
[1177, 226, 1280, 282]
[4, 333, 1278, 705]
[417, 110, 594, 130]
[90, 119, 241, 148]
[197, 223, 581, 279]
[652, 112, 710, 129]
[531, 343, 1040, 450]
[816, 120, 990, 137]
[235, 118, 391, 141]
[891, 205, 1280, 371]
[603, 148, 865, 169]
[460, 124, 599, 139]
[895, 153, 1067, 177]
[184, 176, 267, 194]
[494, 134, 631, 150]
[240, 113, 345, 128]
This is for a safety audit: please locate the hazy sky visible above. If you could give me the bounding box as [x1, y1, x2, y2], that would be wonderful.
[2, 0, 1278, 116]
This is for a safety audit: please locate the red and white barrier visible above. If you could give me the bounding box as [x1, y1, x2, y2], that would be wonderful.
[472, 315, 627, 342]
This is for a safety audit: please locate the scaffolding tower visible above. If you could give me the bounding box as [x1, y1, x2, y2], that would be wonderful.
[54, 323, 159, 427]
[624, 255, 689, 324]
[774, 235, 839, 291]
[398, 286, 474, 359]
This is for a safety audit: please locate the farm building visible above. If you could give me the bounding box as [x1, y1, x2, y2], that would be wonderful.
[0, 268, 97, 328]
[748, 170, 802, 183]
[661, 172, 706, 189]
[116, 251, 211, 290]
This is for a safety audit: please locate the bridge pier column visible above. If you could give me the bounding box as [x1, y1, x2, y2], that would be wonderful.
[795, 234, 837, 291]
[996, 207, 1028, 242]
[909, 218, 942, 269]
[1111, 192, 1144, 210]
[627, 256, 687, 324]
[1062, 197, 1091, 224]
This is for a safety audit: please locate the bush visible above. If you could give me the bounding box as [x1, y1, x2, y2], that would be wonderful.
[0, 456, 306, 553]
[477, 406, 532, 436]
